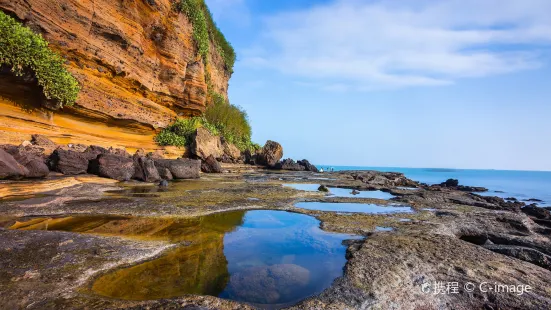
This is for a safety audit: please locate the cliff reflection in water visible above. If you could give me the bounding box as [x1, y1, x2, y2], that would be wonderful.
[10, 210, 359, 307]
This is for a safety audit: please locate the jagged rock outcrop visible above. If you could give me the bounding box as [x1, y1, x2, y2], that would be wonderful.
[1, 145, 49, 178]
[297, 159, 319, 172]
[0, 0, 230, 152]
[133, 154, 161, 183]
[274, 158, 305, 171]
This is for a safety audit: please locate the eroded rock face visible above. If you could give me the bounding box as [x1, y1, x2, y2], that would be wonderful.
[275, 158, 305, 171]
[89, 154, 135, 181]
[0, 148, 29, 179]
[258, 141, 283, 167]
[154, 158, 200, 179]
[0, 0, 230, 149]
[201, 155, 222, 173]
[48, 149, 89, 175]
[297, 159, 319, 172]
[221, 140, 241, 163]
[191, 128, 223, 160]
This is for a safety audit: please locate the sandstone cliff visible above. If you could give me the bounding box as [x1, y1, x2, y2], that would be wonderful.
[0, 0, 231, 154]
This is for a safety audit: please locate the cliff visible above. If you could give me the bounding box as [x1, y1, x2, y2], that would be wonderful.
[0, 0, 231, 154]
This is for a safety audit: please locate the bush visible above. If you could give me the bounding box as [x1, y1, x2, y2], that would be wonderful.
[204, 92, 252, 150]
[0, 11, 80, 107]
[177, 0, 236, 73]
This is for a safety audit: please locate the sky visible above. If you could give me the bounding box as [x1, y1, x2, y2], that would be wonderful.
[205, 0, 551, 171]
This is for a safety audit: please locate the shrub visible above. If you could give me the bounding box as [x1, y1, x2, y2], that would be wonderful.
[204, 91, 252, 149]
[177, 0, 236, 73]
[0, 11, 80, 107]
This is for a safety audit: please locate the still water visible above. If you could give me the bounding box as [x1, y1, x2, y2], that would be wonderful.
[10, 210, 360, 308]
[284, 183, 395, 199]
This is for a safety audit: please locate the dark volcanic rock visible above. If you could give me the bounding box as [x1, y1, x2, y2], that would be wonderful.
[435, 179, 487, 192]
[201, 155, 222, 173]
[3, 145, 49, 178]
[297, 159, 319, 172]
[154, 159, 200, 179]
[133, 156, 161, 183]
[0, 149, 29, 179]
[351, 171, 418, 188]
[89, 154, 135, 181]
[48, 149, 89, 175]
[257, 140, 283, 167]
[82, 145, 109, 161]
[522, 205, 551, 220]
[470, 195, 525, 212]
[275, 158, 305, 171]
[441, 178, 459, 187]
[484, 244, 551, 271]
[318, 185, 329, 192]
[525, 198, 544, 203]
[158, 167, 173, 180]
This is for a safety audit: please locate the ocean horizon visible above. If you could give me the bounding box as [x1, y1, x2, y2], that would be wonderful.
[316, 165, 551, 206]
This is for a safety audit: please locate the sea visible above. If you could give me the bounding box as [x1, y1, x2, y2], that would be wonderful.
[316, 166, 551, 206]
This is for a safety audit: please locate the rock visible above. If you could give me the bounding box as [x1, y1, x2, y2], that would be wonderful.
[351, 189, 360, 195]
[351, 171, 419, 188]
[89, 154, 135, 181]
[3, 145, 49, 178]
[274, 158, 304, 171]
[484, 244, 551, 271]
[522, 205, 551, 220]
[257, 140, 283, 167]
[441, 179, 459, 187]
[297, 159, 319, 172]
[201, 155, 222, 173]
[48, 149, 89, 175]
[154, 159, 200, 179]
[65, 144, 88, 152]
[244, 148, 261, 165]
[108, 147, 131, 158]
[158, 167, 173, 180]
[159, 179, 169, 187]
[133, 156, 161, 183]
[505, 197, 518, 201]
[31, 134, 55, 148]
[191, 127, 223, 160]
[225, 264, 310, 304]
[0, 149, 29, 179]
[20, 140, 32, 147]
[525, 198, 543, 203]
[222, 140, 241, 162]
[82, 145, 109, 161]
[318, 185, 329, 192]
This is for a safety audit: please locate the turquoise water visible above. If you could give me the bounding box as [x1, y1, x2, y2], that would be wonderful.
[295, 202, 413, 214]
[318, 166, 551, 206]
[284, 184, 395, 199]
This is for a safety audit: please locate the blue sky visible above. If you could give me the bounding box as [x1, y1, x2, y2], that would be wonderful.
[205, 0, 551, 171]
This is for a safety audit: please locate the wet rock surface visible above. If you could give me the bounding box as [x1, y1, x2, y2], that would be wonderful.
[0, 169, 550, 309]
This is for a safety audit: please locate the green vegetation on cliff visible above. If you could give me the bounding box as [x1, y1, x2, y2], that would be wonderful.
[177, 0, 236, 73]
[155, 97, 258, 152]
[0, 11, 80, 107]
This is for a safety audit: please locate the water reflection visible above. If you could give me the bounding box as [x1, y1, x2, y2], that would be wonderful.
[284, 184, 395, 199]
[10, 210, 359, 308]
[295, 202, 413, 214]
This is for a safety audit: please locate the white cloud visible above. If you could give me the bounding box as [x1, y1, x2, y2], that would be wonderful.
[245, 0, 551, 90]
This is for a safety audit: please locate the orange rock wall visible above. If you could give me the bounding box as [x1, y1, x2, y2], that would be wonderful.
[0, 0, 230, 153]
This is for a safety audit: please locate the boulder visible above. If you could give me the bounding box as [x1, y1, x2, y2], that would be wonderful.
[108, 147, 131, 158]
[297, 159, 319, 172]
[154, 158, 200, 179]
[158, 167, 173, 180]
[318, 185, 329, 192]
[133, 156, 161, 183]
[274, 158, 304, 171]
[48, 149, 89, 175]
[0, 149, 29, 179]
[191, 127, 223, 160]
[201, 155, 222, 173]
[82, 145, 109, 161]
[2, 145, 49, 178]
[257, 140, 283, 167]
[244, 148, 261, 165]
[222, 140, 241, 162]
[89, 154, 135, 181]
